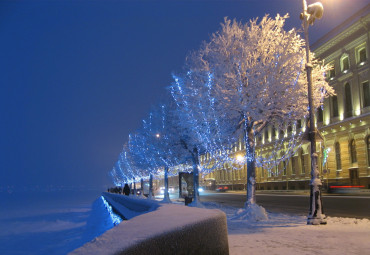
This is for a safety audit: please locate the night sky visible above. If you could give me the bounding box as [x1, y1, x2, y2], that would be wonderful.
[1, 0, 368, 189]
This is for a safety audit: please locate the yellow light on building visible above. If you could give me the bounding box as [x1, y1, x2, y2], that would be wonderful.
[236, 154, 244, 163]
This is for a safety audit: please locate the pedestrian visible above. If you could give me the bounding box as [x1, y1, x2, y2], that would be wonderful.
[123, 183, 130, 196]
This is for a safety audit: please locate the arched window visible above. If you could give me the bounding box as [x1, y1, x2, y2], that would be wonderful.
[340, 54, 350, 72]
[335, 142, 341, 170]
[344, 82, 352, 117]
[367, 136, 370, 167]
[356, 44, 367, 64]
[300, 148, 305, 174]
[350, 139, 357, 163]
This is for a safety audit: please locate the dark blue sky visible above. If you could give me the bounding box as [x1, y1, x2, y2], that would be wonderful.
[1, 0, 368, 189]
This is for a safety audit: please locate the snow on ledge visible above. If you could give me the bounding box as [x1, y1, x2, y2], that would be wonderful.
[101, 192, 160, 220]
[70, 196, 229, 255]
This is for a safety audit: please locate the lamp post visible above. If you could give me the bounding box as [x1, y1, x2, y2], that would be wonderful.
[301, 0, 327, 225]
[156, 133, 170, 202]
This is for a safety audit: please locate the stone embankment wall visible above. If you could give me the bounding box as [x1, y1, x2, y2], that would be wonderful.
[70, 193, 229, 255]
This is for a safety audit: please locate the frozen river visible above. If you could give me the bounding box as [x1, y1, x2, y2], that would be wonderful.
[0, 189, 112, 255]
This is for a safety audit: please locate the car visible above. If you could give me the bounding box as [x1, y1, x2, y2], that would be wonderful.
[327, 184, 364, 194]
[216, 186, 229, 192]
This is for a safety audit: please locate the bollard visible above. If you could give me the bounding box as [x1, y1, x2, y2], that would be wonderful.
[184, 196, 192, 206]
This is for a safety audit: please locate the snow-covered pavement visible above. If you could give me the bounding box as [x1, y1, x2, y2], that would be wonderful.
[200, 202, 370, 255]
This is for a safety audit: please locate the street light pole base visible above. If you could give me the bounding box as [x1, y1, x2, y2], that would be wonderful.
[307, 216, 327, 225]
[307, 183, 327, 225]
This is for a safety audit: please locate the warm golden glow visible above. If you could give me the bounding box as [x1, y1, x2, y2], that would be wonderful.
[236, 154, 244, 162]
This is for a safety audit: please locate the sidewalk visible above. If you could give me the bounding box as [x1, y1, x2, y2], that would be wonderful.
[198, 200, 370, 255]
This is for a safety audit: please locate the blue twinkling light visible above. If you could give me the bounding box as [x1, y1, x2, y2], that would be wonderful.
[101, 196, 122, 226]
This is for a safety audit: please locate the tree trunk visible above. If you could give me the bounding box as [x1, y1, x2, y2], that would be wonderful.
[163, 166, 171, 202]
[149, 174, 154, 199]
[133, 181, 137, 196]
[244, 121, 256, 207]
[141, 178, 144, 194]
[192, 149, 200, 204]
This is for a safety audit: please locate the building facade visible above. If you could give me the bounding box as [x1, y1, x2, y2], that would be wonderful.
[204, 5, 370, 191]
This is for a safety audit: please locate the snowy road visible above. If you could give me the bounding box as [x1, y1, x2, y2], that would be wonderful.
[199, 191, 370, 219]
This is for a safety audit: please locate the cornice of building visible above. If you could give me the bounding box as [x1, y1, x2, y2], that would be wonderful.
[312, 4, 370, 56]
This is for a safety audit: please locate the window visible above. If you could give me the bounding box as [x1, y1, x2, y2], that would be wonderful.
[367, 136, 370, 167]
[287, 125, 292, 134]
[280, 152, 287, 176]
[350, 139, 357, 163]
[297, 119, 302, 129]
[344, 83, 353, 117]
[356, 44, 367, 64]
[280, 129, 284, 138]
[317, 107, 323, 123]
[332, 95, 339, 117]
[300, 148, 305, 174]
[359, 48, 367, 63]
[268, 159, 272, 177]
[363, 81, 370, 108]
[292, 156, 297, 175]
[335, 142, 341, 170]
[327, 62, 335, 80]
[264, 129, 268, 142]
[340, 55, 350, 72]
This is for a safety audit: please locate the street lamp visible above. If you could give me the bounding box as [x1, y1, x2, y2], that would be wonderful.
[300, 0, 327, 225]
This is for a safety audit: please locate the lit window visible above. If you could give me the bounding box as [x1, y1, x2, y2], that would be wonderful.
[340, 54, 350, 72]
[356, 44, 367, 64]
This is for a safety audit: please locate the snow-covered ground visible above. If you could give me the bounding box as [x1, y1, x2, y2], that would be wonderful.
[1, 191, 369, 255]
[203, 202, 370, 255]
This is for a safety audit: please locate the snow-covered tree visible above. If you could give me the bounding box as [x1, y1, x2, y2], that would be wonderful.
[186, 14, 334, 215]
[170, 70, 235, 205]
[138, 103, 183, 202]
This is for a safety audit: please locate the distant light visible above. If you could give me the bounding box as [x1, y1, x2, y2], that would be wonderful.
[360, 62, 365, 66]
[156, 133, 160, 138]
[198, 187, 204, 192]
[236, 154, 244, 162]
